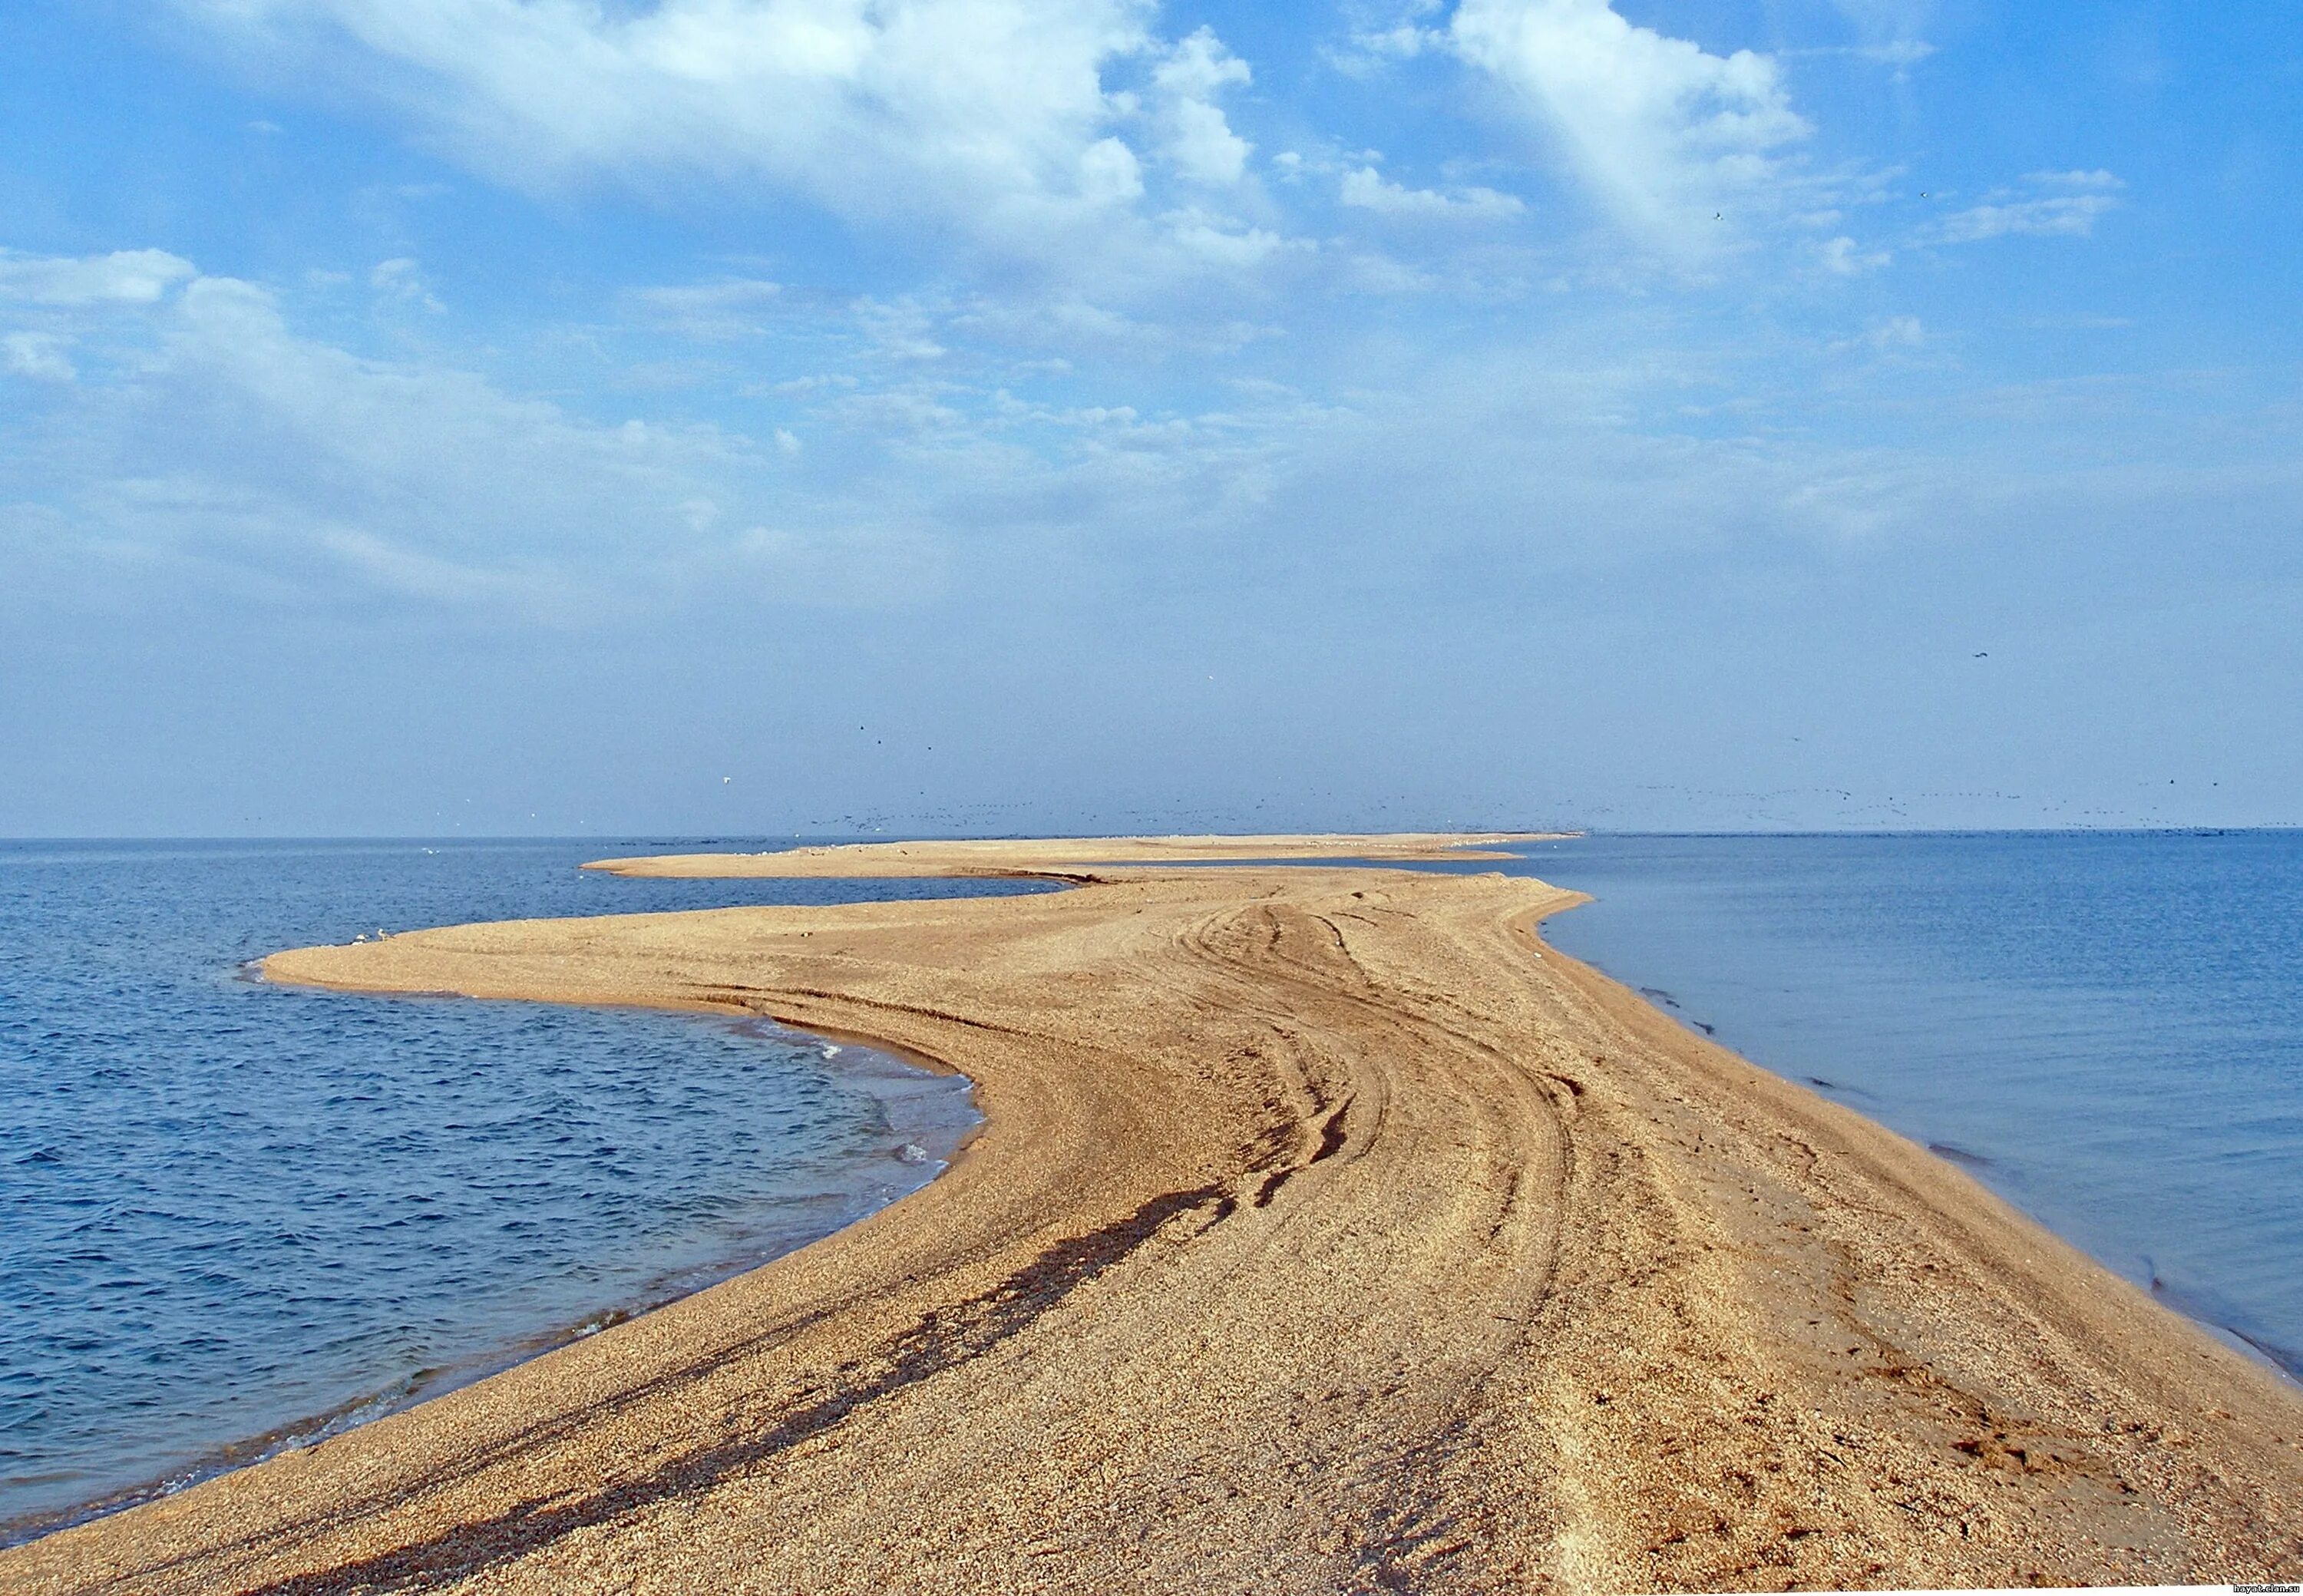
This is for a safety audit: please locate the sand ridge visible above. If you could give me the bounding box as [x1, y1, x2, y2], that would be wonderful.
[9, 841, 2301, 1592]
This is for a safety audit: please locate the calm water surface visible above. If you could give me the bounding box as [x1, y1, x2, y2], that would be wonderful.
[0, 840, 1050, 1539]
[1506, 832, 2303, 1378]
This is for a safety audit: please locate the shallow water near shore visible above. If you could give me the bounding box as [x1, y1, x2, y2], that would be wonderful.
[0, 839, 1050, 1541]
[1507, 831, 2303, 1380]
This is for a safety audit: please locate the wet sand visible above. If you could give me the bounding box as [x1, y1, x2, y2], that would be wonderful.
[9, 836, 2301, 1592]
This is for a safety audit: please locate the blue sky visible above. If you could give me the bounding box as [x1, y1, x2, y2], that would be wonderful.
[2, 0, 2298, 834]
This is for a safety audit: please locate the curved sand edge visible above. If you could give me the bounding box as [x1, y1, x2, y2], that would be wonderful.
[8, 849, 2301, 1592]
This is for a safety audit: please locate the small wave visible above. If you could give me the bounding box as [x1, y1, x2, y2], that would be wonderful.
[5, 844, 996, 1538]
[2225, 1324, 2303, 1383]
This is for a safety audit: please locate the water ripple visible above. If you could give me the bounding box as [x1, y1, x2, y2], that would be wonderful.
[0, 838, 1050, 1541]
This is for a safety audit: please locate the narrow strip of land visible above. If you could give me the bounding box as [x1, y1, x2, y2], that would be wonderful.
[577, 831, 1559, 878]
[11, 839, 2299, 1592]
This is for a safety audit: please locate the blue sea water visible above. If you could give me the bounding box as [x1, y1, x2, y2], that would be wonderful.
[1503, 831, 2303, 1380]
[0, 840, 1050, 1541]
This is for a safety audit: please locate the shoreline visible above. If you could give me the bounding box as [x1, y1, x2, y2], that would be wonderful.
[1522, 832, 2303, 1393]
[0, 1004, 979, 1553]
[1598, 958, 2303, 1393]
[8, 837, 2300, 1591]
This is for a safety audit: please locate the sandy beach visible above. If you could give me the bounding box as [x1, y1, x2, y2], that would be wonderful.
[8, 834, 2300, 1592]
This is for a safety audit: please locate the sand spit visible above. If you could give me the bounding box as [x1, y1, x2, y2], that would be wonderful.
[10, 843, 2300, 1593]
[579, 831, 1560, 878]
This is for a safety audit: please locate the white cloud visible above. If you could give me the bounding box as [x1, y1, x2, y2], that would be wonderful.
[1780, 39, 1935, 66]
[0, 248, 197, 306]
[370, 256, 447, 312]
[1340, 166, 1525, 220]
[1446, 0, 1806, 243]
[1, 249, 204, 385]
[1079, 135, 1145, 203]
[1818, 233, 1889, 275]
[1339, 252, 1439, 295]
[5, 332, 78, 382]
[4, 257, 910, 613]
[1348, 23, 1437, 63]
[170, 0, 1187, 259]
[1450, 0, 1808, 243]
[1152, 27, 1252, 186]
[1161, 210, 1292, 269]
[854, 296, 951, 361]
[628, 277, 785, 340]
[15, 233, 2278, 702]
[1936, 170, 2123, 243]
[1832, 313, 1923, 352]
[1164, 97, 1251, 187]
[1327, 0, 1444, 74]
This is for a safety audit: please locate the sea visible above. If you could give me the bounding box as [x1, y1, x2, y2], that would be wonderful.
[0, 839, 1051, 1542]
[1502, 831, 2303, 1382]
[4, 833, 2298, 1543]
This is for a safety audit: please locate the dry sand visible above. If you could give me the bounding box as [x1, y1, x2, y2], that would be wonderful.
[8, 836, 2301, 1593]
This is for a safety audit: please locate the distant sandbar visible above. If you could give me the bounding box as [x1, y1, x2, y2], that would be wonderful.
[581, 830, 1563, 877]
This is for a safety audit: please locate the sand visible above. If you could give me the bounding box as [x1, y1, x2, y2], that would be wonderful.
[8, 836, 2300, 1593]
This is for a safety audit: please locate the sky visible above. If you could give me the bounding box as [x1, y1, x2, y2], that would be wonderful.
[2, 0, 2298, 836]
